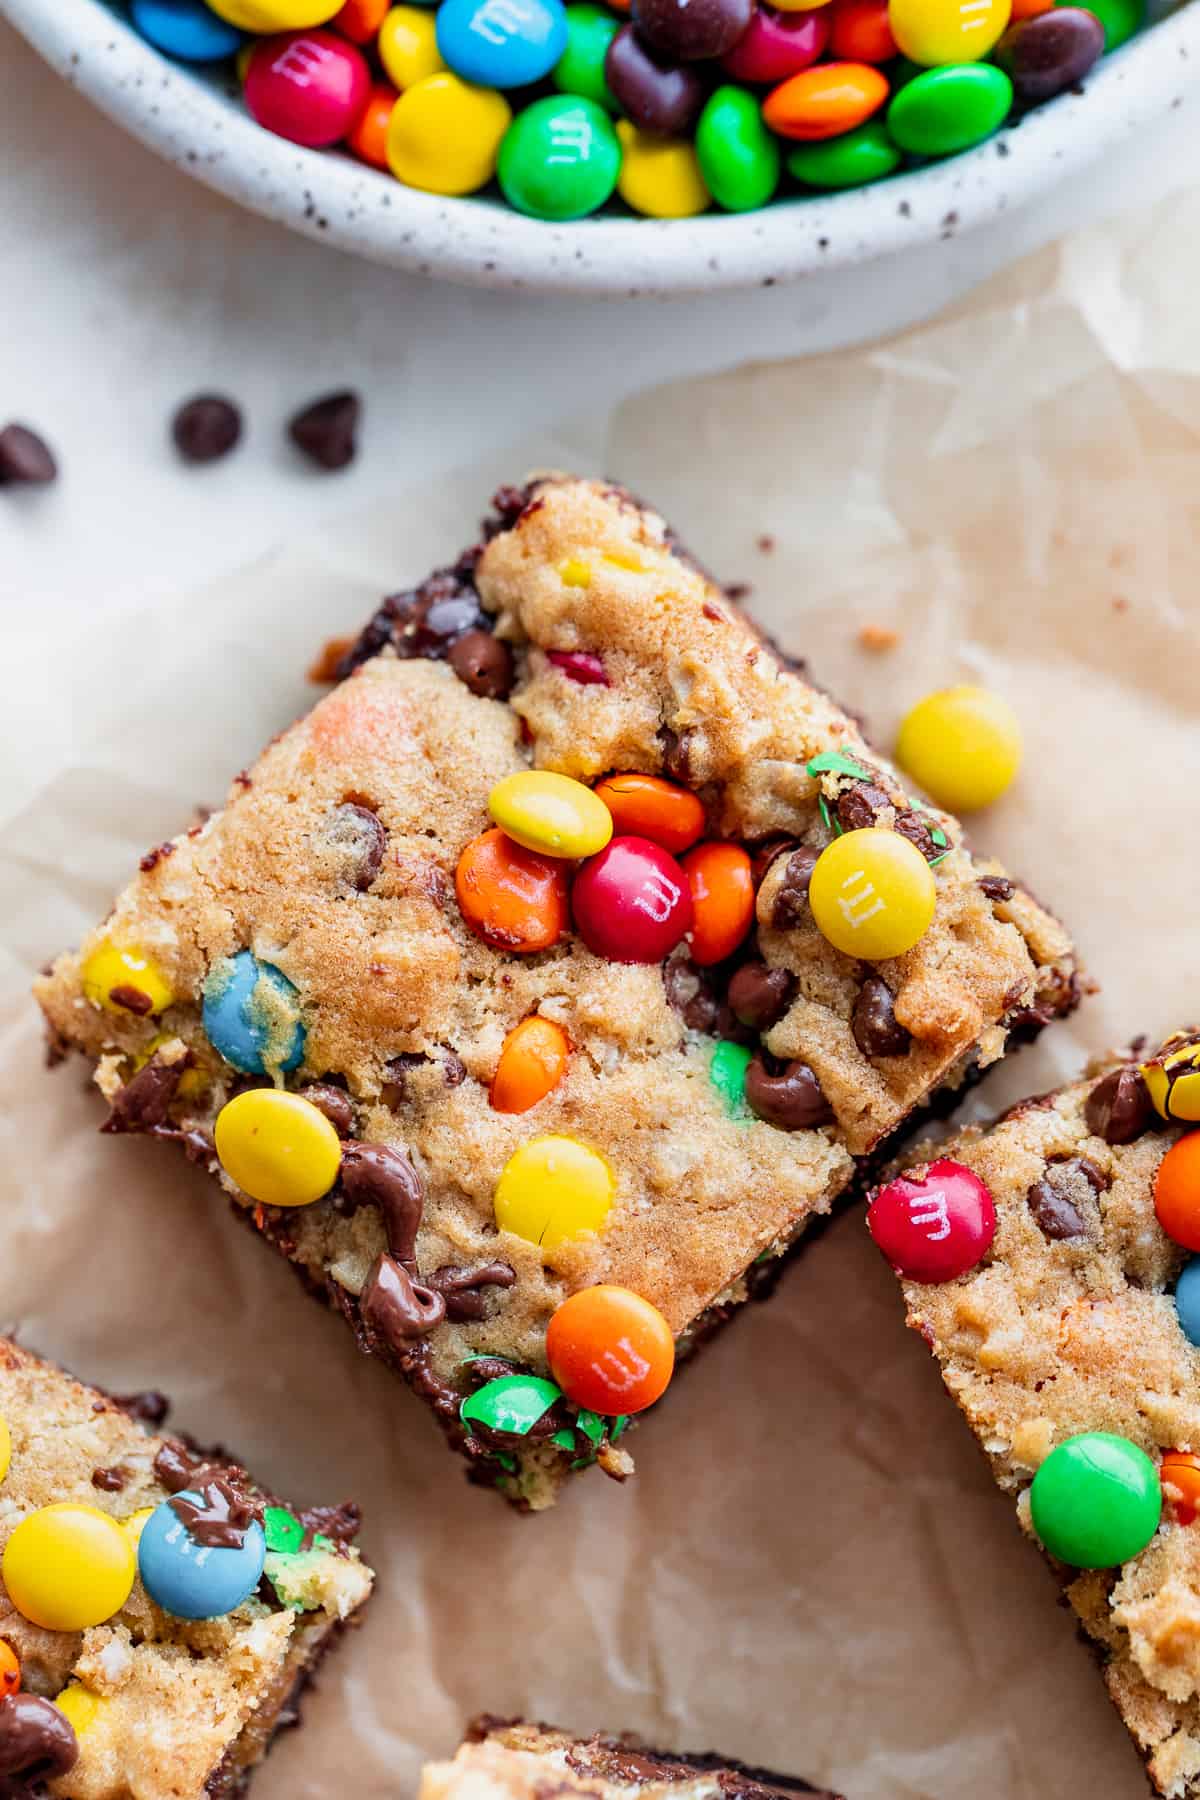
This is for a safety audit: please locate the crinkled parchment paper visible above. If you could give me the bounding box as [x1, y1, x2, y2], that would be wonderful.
[5, 193, 1200, 1800]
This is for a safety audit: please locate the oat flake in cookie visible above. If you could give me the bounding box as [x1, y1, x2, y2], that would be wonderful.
[36, 476, 1079, 1511]
[0, 1339, 372, 1800]
[870, 1031, 1200, 1800]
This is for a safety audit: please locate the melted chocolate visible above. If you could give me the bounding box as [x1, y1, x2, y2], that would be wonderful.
[338, 1143, 425, 1271]
[0, 1695, 78, 1790]
[425, 1261, 517, 1322]
[170, 1474, 260, 1550]
[361, 1253, 446, 1351]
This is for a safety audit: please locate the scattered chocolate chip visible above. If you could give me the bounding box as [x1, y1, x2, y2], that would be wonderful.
[852, 975, 912, 1059]
[170, 1472, 260, 1549]
[326, 801, 387, 891]
[447, 629, 514, 699]
[288, 390, 360, 471]
[0, 424, 57, 486]
[1004, 1003, 1056, 1045]
[1084, 1065, 1154, 1145]
[297, 1081, 355, 1137]
[425, 1261, 517, 1322]
[171, 394, 242, 465]
[102, 1052, 189, 1135]
[360, 1252, 446, 1350]
[108, 984, 154, 1016]
[749, 836, 798, 888]
[113, 1389, 170, 1428]
[380, 1051, 428, 1107]
[979, 875, 1016, 902]
[1026, 1156, 1106, 1241]
[338, 1141, 425, 1268]
[0, 1694, 79, 1784]
[894, 809, 938, 861]
[91, 1465, 126, 1491]
[727, 961, 795, 1032]
[659, 725, 696, 785]
[744, 1052, 833, 1130]
[836, 781, 891, 832]
[770, 847, 819, 930]
[441, 1048, 467, 1087]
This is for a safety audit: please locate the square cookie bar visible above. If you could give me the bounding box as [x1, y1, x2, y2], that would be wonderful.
[36, 477, 1078, 1511]
[422, 1718, 843, 1800]
[867, 1034, 1200, 1798]
[0, 1339, 372, 1799]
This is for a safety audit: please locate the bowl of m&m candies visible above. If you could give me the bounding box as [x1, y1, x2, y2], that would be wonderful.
[6, 0, 1199, 287]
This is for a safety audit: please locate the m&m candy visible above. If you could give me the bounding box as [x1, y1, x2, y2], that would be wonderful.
[1142, 1032, 1200, 1124]
[762, 61, 889, 139]
[456, 827, 569, 951]
[137, 1496, 266, 1620]
[131, 0, 246, 60]
[335, 0, 390, 40]
[347, 82, 400, 166]
[1161, 1450, 1200, 1525]
[555, 2, 622, 106]
[244, 30, 371, 146]
[1173, 1258, 1200, 1347]
[682, 841, 755, 966]
[721, 5, 829, 82]
[491, 1015, 571, 1112]
[0, 1643, 19, 1701]
[437, 0, 568, 86]
[208, 0, 342, 23]
[500, 93, 625, 218]
[695, 86, 781, 211]
[494, 1135, 614, 1248]
[1154, 1134, 1200, 1252]
[489, 771, 614, 859]
[80, 941, 174, 1018]
[214, 1089, 343, 1207]
[808, 828, 936, 960]
[895, 685, 1022, 812]
[3, 1505, 136, 1631]
[572, 836, 693, 962]
[378, 5, 445, 85]
[1029, 1433, 1161, 1568]
[386, 73, 512, 195]
[592, 773, 705, 856]
[889, 0, 1011, 64]
[546, 1285, 675, 1413]
[54, 1685, 105, 1738]
[615, 123, 711, 216]
[868, 1159, 996, 1281]
[202, 950, 306, 1075]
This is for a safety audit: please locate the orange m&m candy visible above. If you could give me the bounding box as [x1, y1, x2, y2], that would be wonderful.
[455, 828, 568, 954]
[762, 62, 888, 138]
[0, 1641, 19, 1699]
[334, 0, 389, 38]
[546, 1285, 675, 1415]
[1162, 1451, 1200, 1525]
[1155, 1134, 1200, 1252]
[829, 0, 897, 61]
[682, 842, 755, 967]
[593, 773, 705, 856]
[347, 83, 399, 168]
[491, 1016, 570, 1114]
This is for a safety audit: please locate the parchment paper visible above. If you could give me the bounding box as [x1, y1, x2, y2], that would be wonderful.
[5, 192, 1200, 1800]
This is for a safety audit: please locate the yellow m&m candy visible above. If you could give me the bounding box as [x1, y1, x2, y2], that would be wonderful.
[207, 0, 342, 27]
[81, 942, 174, 1018]
[378, 6, 446, 89]
[489, 772, 613, 860]
[1142, 1033, 1200, 1124]
[495, 1136, 614, 1250]
[55, 1684, 106, 1737]
[387, 74, 511, 196]
[0, 1414, 10, 1485]
[888, 0, 1011, 65]
[3, 1505, 135, 1631]
[616, 124, 711, 218]
[809, 828, 936, 960]
[895, 684, 1022, 812]
[214, 1090, 342, 1208]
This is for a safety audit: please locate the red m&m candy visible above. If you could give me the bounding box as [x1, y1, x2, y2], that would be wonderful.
[572, 836, 692, 963]
[868, 1158, 996, 1283]
[245, 30, 370, 147]
[722, 5, 830, 82]
[546, 1284, 675, 1414]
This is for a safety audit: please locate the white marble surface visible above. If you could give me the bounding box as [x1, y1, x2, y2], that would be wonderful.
[3, 13, 1200, 622]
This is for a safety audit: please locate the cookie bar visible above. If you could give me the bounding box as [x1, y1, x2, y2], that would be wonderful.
[867, 1034, 1200, 1799]
[36, 476, 1078, 1511]
[0, 1338, 372, 1799]
[422, 1718, 843, 1800]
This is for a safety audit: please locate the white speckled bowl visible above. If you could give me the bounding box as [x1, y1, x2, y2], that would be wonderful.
[5, 0, 1200, 291]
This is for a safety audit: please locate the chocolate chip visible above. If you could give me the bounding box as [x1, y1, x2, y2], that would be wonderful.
[749, 836, 798, 888]
[852, 975, 912, 1058]
[112, 1389, 169, 1428]
[1026, 1157, 1106, 1241]
[447, 629, 514, 699]
[172, 394, 242, 464]
[836, 781, 891, 833]
[1084, 1066, 1154, 1145]
[91, 1465, 126, 1491]
[632, 0, 753, 57]
[894, 809, 938, 860]
[288, 390, 360, 470]
[727, 960, 795, 1032]
[660, 725, 696, 785]
[107, 984, 154, 1016]
[386, 578, 486, 663]
[425, 1261, 516, 1322]
[0, 1694, 80, 1783]
[979, 875, 1015, 902]
[326, 801, 386, 891]
[770, 847, 819, 930]
[381, 1051, 428, 1106]
[297, 1081, 355, 1136]
[744, 1052, 833, 1130]
[605, 26, 708, 133]
[441, 1048, 467, 1087]
[102, 1052, 189, 1134]
[0, 424, 57, 486]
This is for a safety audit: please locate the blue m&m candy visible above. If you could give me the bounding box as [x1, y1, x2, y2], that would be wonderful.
[202, 949, 306, 1076]
[131, 0, 246, 60]
[137, 1496, 266, 1621]
[1174, 1258, 1200, 1348]
[436, 0, 568, 88]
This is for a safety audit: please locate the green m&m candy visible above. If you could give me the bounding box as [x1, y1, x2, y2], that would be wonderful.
[710, 1040, 753, 1115]
[887, 64, 1013, 157]
[497, 96, 621, 220]
[553, 3, 620, 111]
[787, 122, 901, 191]
[1056, 0, 1142, 49]
[1030, 1432, 1162, 1569]
[695, 87, 780, 214]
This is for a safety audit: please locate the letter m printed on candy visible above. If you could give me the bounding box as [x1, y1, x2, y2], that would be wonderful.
[867, 1160, 997, 1283]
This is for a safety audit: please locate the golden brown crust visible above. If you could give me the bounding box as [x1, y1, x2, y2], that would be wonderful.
[35, 477, 1078, 1510]
[0, 1340, 372, 1800]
